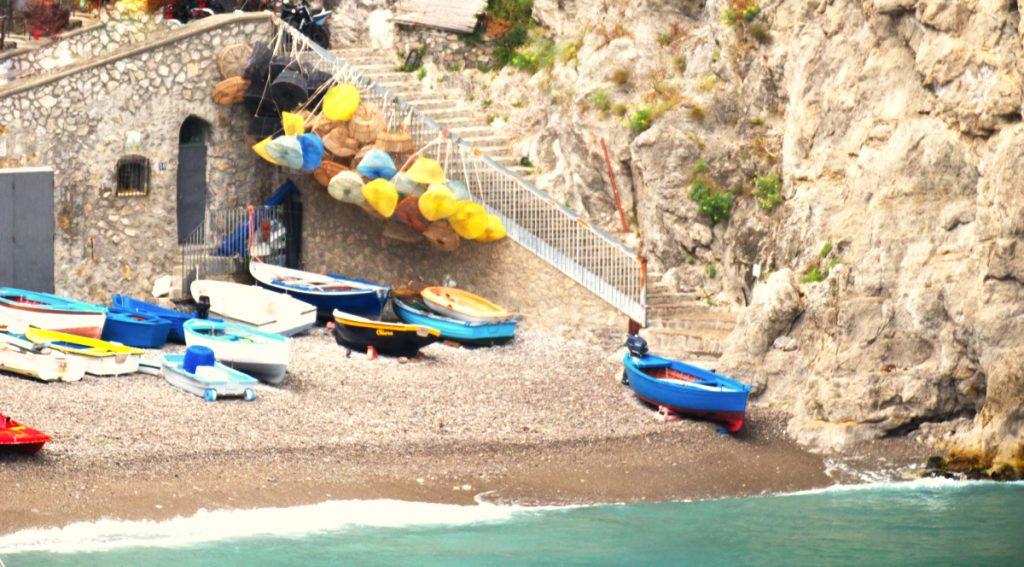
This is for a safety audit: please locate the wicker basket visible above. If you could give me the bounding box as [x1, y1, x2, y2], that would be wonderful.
[349, 107, 384, 145]
[323, 128, 359, 159]
[376, 130, 415, 153]
[313, 160, 348, 187]
[218, 44, 252, 80]
[212, 77, 250, 105]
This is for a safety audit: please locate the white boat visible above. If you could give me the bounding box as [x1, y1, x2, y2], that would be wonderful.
[0, 288, 107, 339]
[0, 328, 87, 382]
[160, 347, 258, 402]
[23, 327, 143, 376]
[189, 279, 316, 337]
[183, 319, 289, 385]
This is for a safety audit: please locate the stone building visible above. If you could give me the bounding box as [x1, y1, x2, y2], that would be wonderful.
[0, 13, 277, 302]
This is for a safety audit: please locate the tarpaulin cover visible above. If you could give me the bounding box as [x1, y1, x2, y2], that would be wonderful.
[265, 136, 304, 170]
[361, 178, 399, 218]
[418, 183, 457, 221]
[475, 213, 507, 242]
[448, 200, 488, 239]
[327, 171, 366, 203]
[215, 180, 298, 256]
[355, 149, 398, 180]
[323, 84, 360, 121]
[298, 133, 324, 171]
[405, 157, 446, 185]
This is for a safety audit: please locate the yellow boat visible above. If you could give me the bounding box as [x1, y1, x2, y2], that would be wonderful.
[24, 328, 144, 376]
[420, 287, 511, 324]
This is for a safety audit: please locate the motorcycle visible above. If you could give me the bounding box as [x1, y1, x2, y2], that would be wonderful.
[271, 0, 331, 49]
[163, 0, 227, 25]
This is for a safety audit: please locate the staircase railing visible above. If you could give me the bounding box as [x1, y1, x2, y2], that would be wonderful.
[280, 24, 647, 325]
[179, 204, 288, 295]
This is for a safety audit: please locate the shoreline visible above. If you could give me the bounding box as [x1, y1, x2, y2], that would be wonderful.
[0, 329, 932, 537]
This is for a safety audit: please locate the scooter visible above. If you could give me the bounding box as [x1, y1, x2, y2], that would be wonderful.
[163, 0, 226, 25]
[271, 0, 331, 49]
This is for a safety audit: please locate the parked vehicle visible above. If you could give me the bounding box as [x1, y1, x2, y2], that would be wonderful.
[271, 0, 331, 48]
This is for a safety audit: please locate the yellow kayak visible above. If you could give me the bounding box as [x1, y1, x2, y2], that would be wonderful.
[24, 328, 144, 376]
[420, 287, 511, 324]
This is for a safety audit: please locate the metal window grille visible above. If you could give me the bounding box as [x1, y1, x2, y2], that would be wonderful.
[278, 24, 648, 325]
[115, 155, 149, 197]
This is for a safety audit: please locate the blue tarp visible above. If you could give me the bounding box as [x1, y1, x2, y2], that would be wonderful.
[215, 180, 297, 256]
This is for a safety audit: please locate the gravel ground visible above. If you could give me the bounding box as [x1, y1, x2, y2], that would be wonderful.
[0, 327, 891, 534]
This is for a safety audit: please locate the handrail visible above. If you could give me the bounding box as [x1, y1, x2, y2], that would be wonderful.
[282, 24, 647, 325]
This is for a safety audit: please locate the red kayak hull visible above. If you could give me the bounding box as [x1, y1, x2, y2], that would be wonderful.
[0, 414, 51, 454]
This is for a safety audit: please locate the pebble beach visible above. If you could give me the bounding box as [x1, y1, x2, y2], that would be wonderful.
[0, 328, 903, 536]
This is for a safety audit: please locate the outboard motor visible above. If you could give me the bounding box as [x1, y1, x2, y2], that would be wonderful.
[196, 295, 212, 320]
[273, 0, 332, 48]
[625, 334, 649, 358]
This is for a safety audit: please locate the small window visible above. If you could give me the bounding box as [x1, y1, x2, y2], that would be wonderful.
[116, 155, 149, 197]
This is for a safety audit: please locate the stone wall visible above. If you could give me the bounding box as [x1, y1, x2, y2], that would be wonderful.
[0, 10, 169, 85]
[0, 13, 277, 303]
[281, 171, 626, 337]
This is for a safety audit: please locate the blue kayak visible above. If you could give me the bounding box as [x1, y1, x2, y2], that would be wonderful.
[392, 294, 515, 346]
[102, 307, 173, 349]
[110, 294, 217, 343]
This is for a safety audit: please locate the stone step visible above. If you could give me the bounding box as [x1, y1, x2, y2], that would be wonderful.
[639, 327, 732, 358]
[647, 302, 738, 319]
[644, 317, 737, 332]
[646, 291, 702, 305]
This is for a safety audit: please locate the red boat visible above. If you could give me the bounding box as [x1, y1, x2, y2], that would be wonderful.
[0, 413, 51, 454]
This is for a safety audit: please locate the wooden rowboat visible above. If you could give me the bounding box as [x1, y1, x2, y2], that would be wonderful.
[0, 288, 106, 339]
[330, 309, 441, 357]
[0, 326, 87, 382]
[190, 280, 316, 337]
[622, 336, 752, 432]
[183, 319, 289, 385]
[249, 261, 391, 320]
[24, 328, 144, 376]
[392, 293, 516, 346]
[420, 286, 511, 325]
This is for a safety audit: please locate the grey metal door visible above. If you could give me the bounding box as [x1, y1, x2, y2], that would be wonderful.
[176, 143, 207, 243]
[0, 168, 55, 292]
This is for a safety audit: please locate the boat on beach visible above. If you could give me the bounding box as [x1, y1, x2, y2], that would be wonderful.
[330, 309, 442, 357]
[102, 307, 173, 349]
[392, 293, 516, 346]
[249, 261, 391, 320]
[110, 294, 213, 344]
[0, 288, 106, 339]
[183, 319, 289, 385]
[622, 336, 751, 432]
[23, 327, 144, 376]
[0, 412, 51, 454]
[0, 326, 87, 382]
[190, 279, 316, 337]
[160, 346, 258, 402]
[420, 286, 511, 324]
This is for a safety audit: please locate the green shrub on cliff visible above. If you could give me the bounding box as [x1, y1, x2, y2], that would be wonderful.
[629, 107, 654, 133]
[752, 172, 783, 210]
[689, 172, 736, 225]
[590, 89, 611, 113]
[722, 1, 761, 27]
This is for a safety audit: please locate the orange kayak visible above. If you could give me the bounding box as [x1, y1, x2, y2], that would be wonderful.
[420, 287, 510, 324]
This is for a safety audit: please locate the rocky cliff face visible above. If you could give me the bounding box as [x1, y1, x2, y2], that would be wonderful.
[455, 0, 1023, 474]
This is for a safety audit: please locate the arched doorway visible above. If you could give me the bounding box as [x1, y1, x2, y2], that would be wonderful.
[176, 116, 210, 243]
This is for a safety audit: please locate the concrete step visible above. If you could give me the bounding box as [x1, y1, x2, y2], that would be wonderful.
[646, 291, 702, 305]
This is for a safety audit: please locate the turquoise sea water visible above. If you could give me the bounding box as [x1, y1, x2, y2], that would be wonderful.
[1, 479, 1022, 566]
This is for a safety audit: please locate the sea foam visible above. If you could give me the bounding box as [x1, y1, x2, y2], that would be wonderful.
[0, 499, 558, 555]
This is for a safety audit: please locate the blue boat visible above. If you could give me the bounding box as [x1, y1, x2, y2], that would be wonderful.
[249, 261, 391, 319]
[110, 295, 217, 343]
[622, 336, 752, 432]
[392, 294, 516, 346]
[102, 307, 173, 349]
[183, 319, 289, 385]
